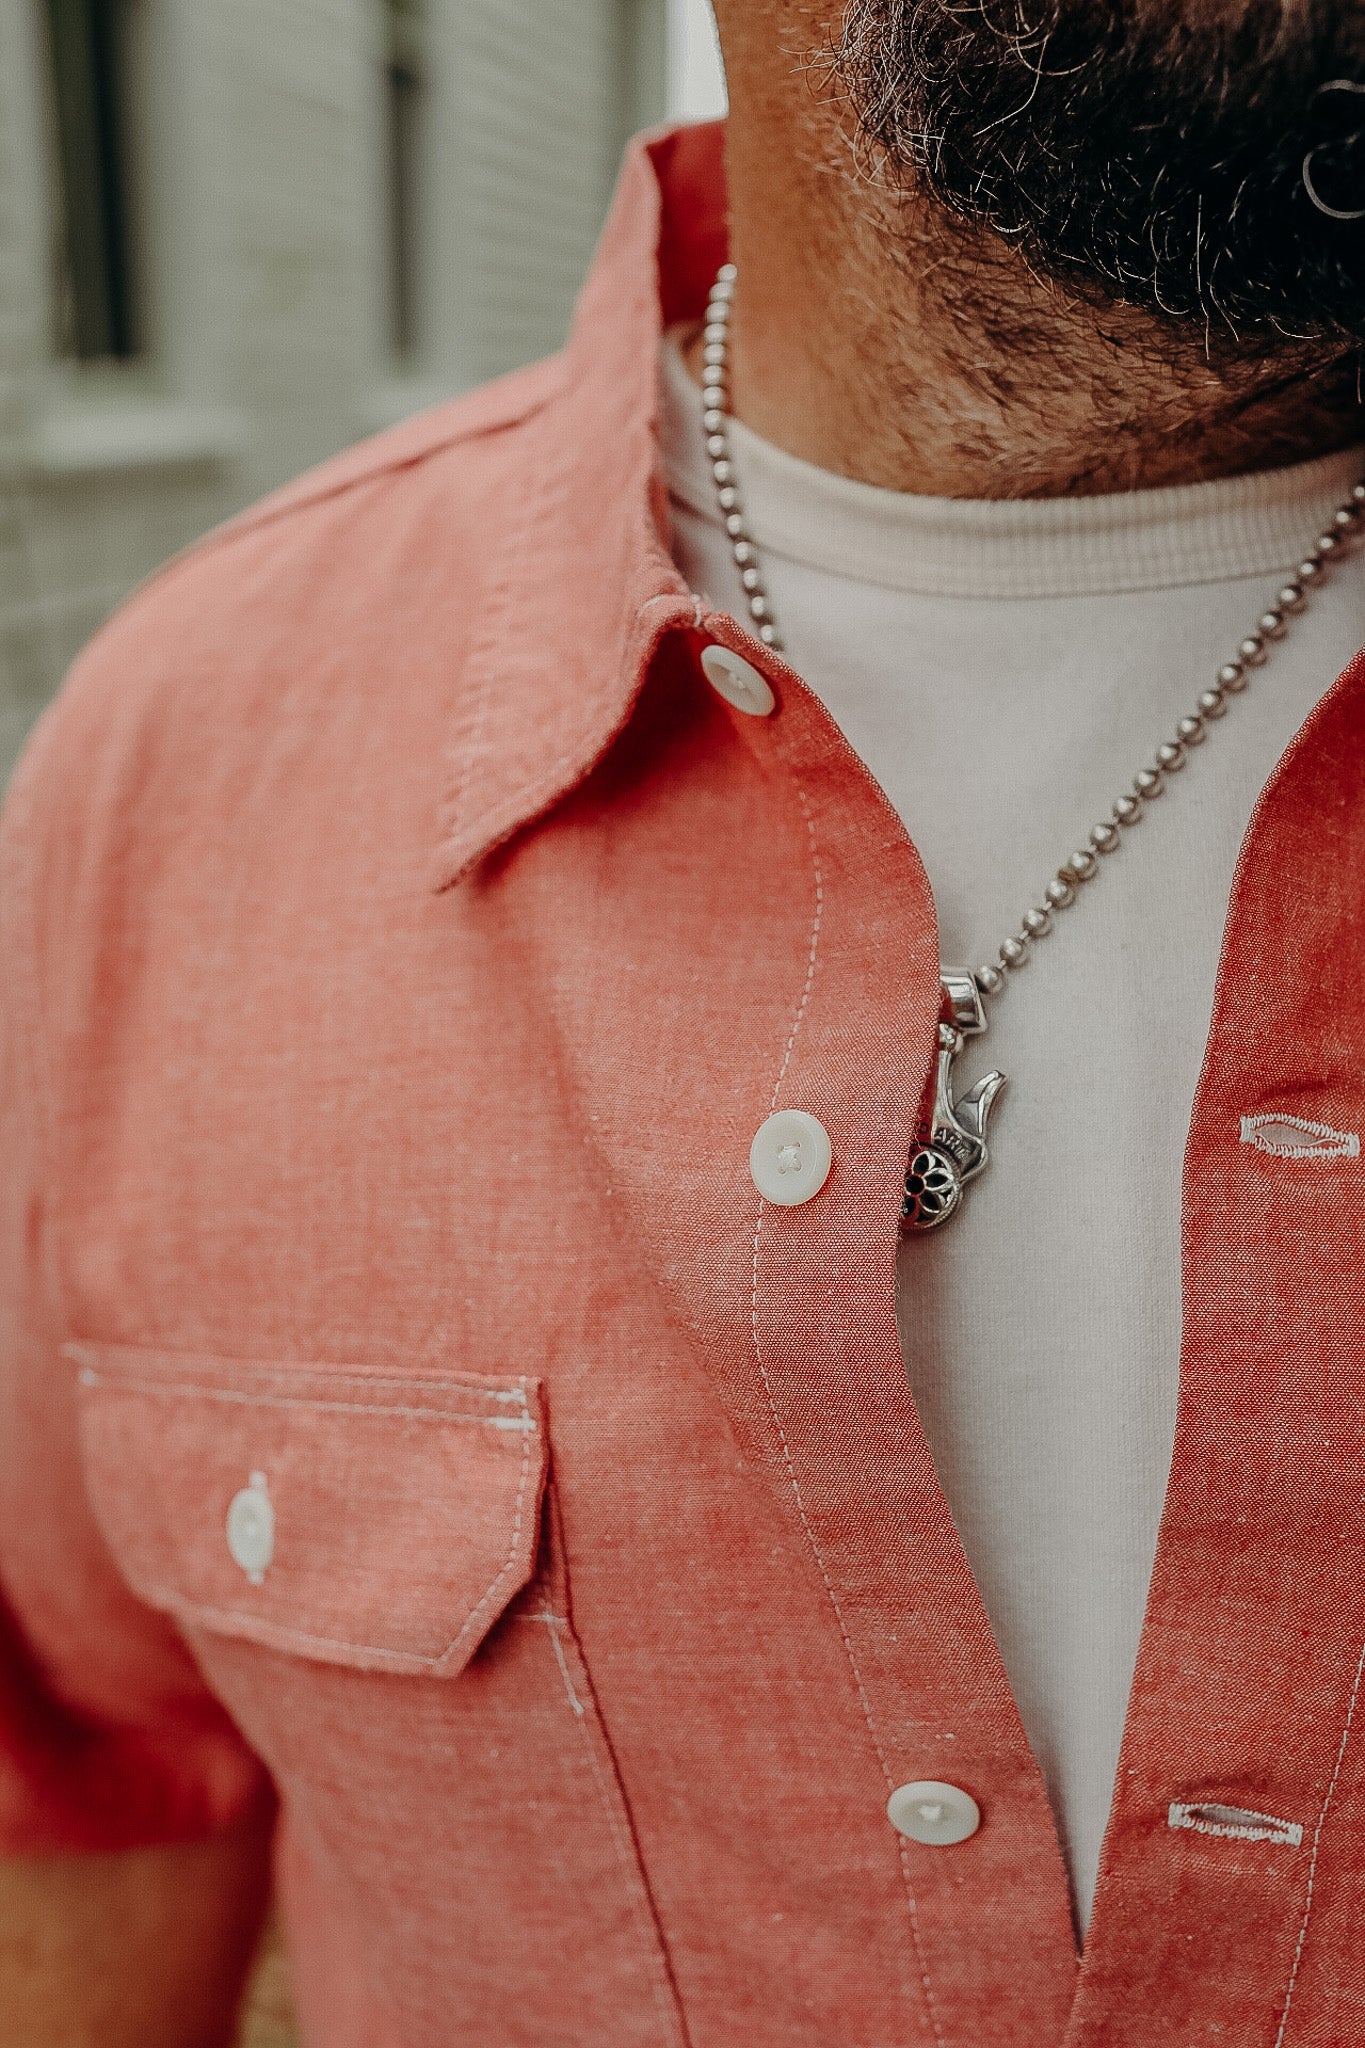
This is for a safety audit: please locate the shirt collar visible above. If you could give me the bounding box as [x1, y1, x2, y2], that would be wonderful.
[433, 121, 733, 889]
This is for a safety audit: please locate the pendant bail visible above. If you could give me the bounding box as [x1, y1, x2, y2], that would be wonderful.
[940, 968, 989, 1039]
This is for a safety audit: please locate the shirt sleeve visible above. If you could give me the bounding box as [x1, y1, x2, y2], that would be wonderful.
[0, 717, 270, 1855]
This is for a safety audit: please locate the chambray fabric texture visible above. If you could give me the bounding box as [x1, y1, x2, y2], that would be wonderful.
[3, 122, 1365, 2047]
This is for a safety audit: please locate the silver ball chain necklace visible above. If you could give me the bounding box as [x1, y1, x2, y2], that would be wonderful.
[700, 261, 1365, 1233]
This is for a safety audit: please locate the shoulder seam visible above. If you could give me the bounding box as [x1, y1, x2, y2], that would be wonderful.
[99, 357, 568, 628]
[220, 359, 567, 546]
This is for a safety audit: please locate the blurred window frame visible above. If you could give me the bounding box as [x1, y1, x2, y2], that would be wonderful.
[384, 0, 426, 364]
[40, 0, 144, 363]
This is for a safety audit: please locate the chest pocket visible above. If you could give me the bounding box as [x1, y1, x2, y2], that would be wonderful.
[70, 1343, 548, 1676]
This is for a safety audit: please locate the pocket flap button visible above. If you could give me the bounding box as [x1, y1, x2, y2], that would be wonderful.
[226, 1471, 274, 1584]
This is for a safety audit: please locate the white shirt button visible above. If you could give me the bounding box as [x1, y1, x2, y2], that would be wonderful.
[700, 643, 776, 717]
[749, 1109, 832, 1206]
[226, 1471, 274, 1584]
[887, 1781, 981, 1846]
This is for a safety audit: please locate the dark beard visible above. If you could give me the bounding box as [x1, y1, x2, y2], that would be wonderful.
[835, 0, 1365, 351]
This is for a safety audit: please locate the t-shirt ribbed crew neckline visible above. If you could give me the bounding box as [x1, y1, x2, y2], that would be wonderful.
[661, 330, 1365, 602]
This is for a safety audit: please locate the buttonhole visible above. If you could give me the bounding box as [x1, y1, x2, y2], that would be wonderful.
[1168, 1800, 1303, 1846]
[1240, 1113, 1359, 1160]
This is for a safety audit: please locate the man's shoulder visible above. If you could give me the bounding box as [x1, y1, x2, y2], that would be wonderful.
[116, 348, 567, 644]
[1, 352, 577, 905]
[5, 352, 568, 842]
[66, 347, 564, 674]
[203, 350, 568, 552]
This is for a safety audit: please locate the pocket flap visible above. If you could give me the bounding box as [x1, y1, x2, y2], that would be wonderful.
[71, 1345, 548, 1676]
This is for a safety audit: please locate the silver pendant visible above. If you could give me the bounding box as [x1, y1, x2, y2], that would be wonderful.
[900, 971, 1006, 1233]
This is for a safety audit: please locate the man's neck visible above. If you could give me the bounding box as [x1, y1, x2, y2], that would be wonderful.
[700, 19, 1363, 500]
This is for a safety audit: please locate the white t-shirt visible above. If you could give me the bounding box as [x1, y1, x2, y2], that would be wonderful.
[661, 331, 1365, 1932]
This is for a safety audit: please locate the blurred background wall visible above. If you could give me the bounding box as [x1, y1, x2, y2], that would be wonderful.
[0, 0, 726, 780]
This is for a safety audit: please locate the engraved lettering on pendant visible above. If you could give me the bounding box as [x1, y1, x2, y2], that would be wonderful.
[901, 972, 1006, 1234]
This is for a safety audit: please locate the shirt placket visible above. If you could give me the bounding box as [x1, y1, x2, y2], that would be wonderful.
[1067, 653, 1365, 2045]
[694, 613, 1081, 2045]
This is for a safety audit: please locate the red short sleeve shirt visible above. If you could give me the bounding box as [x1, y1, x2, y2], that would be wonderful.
[3, 123, 1365, 2047]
